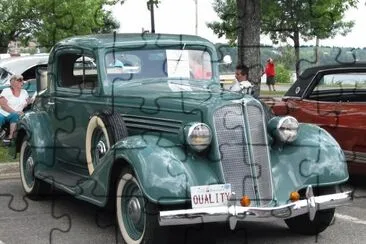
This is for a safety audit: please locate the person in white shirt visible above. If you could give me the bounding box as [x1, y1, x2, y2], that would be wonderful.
[0, 75, 31, 143]
[229, 64, 253, 94]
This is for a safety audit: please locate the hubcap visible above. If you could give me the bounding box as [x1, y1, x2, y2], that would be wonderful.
[121, 179, 145, 240]
[23, 146, 35, 188]
[96, 140, 107, 157]
[128, 197, 142, 225]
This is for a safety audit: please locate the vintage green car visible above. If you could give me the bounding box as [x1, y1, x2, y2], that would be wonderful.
[14, 33, 352, 243]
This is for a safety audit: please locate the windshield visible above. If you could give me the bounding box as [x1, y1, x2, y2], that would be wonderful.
[104, 48, 213, 84]
[0, 67, 11, 85]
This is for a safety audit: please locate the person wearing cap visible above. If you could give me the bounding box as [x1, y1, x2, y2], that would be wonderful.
[263, 58, 276, 92]
[0, 75, 31, 144]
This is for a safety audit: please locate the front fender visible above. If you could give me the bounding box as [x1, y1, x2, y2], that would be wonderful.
[92, 135, 221, 205]
[271, 124, 348, 204]
[17, 111, 55, 167]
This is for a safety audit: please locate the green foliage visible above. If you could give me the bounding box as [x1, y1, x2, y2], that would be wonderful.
[208, 0, 359, 77]
[261, 0, 358, 42]
[275, 63, 291, 83]
[207, 0, 237, 46]
[0, 0, 120, 52]
[0, 146, 16, 162]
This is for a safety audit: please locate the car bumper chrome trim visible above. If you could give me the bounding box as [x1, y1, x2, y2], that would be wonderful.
[159, 188, 352, 230]
[344, 150, 366, 164]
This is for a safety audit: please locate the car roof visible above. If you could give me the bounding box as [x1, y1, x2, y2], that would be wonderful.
[0, 55, 49, 75]
[285, 62, 366, 97]
[54, 33, 215, 50]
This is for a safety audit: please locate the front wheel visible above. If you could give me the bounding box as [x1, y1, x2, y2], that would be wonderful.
[116, 168, 159, 244]
[285, 187, 336, 235]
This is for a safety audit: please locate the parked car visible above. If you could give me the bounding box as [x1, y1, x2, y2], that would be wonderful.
[0, 55, 49, 141]
[13, 34, 352, 243]
[263, 63, 366, 175]
[0, 54, 49, 95]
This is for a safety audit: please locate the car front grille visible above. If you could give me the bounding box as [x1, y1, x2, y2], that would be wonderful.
[213, 101, 273, 207]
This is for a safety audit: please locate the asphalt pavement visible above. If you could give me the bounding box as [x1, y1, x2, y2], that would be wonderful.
[0, 178, 365, 243]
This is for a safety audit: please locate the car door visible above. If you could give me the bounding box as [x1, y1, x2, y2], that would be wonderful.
[51, 49, 102, 172]
[297, 71, 366, 160]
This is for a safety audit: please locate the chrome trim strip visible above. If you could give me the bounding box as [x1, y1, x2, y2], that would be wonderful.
[244, 100, 273, 206]
[125, 123, 180, 134]
[159, 190, 352, 230]
[122, 114, 183, 124]
[344, 150, 366, 164]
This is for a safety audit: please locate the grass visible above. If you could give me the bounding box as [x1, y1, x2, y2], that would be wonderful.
[260, 90, 286, 97]
[0, 146, 17, 163]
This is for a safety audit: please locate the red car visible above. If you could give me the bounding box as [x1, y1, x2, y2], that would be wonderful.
[263, 63, 366, 175]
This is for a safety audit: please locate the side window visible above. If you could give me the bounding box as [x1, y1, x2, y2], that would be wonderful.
[22, 65, 47, 81]
[313, 73, 366, 92]
[309, 72, 366, 101]
[58, 52, 98, 89]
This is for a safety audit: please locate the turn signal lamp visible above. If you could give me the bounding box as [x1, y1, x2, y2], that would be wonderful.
[289, 191, 300, 202]
[240, 195, 251, 207]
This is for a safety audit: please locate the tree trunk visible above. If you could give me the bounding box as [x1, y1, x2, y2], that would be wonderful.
[236, 0, 261, 98]
[315, 37, 320, 65]
[0, 36, 9, 53]
[294, 30, 301, 78]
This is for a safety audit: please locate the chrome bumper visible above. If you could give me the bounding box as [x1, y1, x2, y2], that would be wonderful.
[159, 187, 352, 230]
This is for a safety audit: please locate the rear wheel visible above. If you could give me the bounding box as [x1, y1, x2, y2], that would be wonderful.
[19, 138, 50, 200]
[116, 168, 159, 244]
[285, 187, 336, 235]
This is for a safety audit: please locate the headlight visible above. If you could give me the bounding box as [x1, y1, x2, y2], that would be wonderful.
[268, 116, 299, 143]
[185, 123, 212, 152]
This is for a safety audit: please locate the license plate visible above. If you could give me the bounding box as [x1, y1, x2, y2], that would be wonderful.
[190, 184, 232, 209]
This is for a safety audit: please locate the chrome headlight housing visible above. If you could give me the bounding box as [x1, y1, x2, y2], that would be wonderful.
[268, 116, 299, 143]
[185, 123, 212, 152]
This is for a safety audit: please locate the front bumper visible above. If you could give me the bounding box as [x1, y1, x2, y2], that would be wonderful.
[159, 187, 352, 230]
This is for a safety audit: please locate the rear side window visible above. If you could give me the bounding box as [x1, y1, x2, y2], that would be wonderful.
[314, 73, 366, 91]
[57, 53, 98, 90]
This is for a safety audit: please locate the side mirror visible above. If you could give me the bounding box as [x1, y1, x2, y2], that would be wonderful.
[36, 67, 48, 93]
[223, 55, 232, 65]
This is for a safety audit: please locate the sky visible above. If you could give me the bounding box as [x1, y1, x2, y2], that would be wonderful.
[110, 0, 366, 48]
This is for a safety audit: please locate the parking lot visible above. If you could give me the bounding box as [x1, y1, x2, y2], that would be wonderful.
[0, 177, 365, 244]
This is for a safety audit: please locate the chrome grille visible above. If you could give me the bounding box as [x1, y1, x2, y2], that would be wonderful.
[213, 104, 256, 202]
[245, 103, 273, 206]
[213, 102, 273, 207]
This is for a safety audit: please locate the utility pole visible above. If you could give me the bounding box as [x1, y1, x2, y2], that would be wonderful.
[194, 0, 198, 35]
[147, 0, 158, 33]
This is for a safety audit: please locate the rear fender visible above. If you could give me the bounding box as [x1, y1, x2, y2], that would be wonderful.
[16, 112, 55, 168]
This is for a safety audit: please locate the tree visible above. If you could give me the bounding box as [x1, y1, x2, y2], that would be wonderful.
[261, 0, 358, 77]
[0, 0, 35, 53]
[208, 0, 358, 77]
[30, 0, 119, 49]
[237, 0, 261, 97]
[0, 0, 119, 53]
[208, 0, 262, 97]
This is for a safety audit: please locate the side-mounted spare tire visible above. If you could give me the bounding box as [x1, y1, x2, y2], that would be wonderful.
[85, 111, 128, 175]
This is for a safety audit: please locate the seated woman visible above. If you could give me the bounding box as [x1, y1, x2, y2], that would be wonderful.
[0, 75, 32, 144]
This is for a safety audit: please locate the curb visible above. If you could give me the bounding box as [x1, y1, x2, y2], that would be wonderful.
[0, 162, 19, 179]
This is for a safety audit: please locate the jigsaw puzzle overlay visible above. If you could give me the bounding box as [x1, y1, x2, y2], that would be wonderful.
[1, 1, 365, 244]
